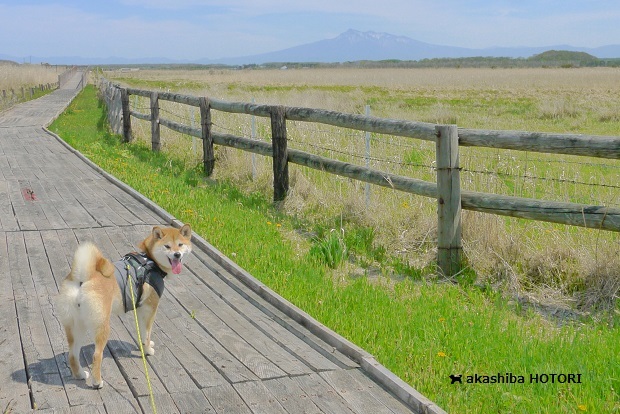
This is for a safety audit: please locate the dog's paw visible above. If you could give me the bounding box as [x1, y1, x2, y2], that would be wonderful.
[86, 376, 104, 389]
[143, 341, 155, 356]
[74, 370, 89, 381]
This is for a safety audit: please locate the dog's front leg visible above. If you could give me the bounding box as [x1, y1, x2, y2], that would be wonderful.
[137, 306, 156, 355]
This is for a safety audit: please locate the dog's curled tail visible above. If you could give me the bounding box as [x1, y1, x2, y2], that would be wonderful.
[71, 242, 115, 283]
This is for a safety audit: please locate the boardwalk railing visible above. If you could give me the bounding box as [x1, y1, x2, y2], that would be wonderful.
[99, 77, 620, 277]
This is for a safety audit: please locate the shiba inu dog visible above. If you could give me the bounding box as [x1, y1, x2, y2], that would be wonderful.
[56, 224, 192, 389]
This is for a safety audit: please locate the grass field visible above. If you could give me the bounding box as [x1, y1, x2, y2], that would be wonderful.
[47, 79, 620, 413]
[105, 67, 620, 313]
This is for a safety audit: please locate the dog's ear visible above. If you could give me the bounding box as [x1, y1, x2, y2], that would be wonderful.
[152, 226, 164, 240]
[180, 224, 192, 239]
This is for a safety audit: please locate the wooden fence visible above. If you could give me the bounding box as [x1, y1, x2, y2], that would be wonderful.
[0, 82, 57, 110]
[99, 77, 620, 277]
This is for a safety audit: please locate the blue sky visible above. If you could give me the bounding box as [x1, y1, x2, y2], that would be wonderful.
[1, 0, 618, 60]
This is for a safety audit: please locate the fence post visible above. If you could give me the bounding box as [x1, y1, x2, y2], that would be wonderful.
[435, 124, 462, 278]
[120, 87, 132, 143]
[150, 92, 160, 151]
[365, 104, 371, 208]
[200, 97, 215, 176]
[251, 97, 257, 180]
[271, 105, 289, 203]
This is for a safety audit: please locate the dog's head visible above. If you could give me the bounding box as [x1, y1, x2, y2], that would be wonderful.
[139, 224, 192, 275]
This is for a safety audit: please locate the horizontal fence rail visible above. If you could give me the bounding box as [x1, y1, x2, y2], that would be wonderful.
[100, 77, 620, 276]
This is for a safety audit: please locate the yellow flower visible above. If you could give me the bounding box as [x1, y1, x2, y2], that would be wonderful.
[267, 221, 272, 225]
[577, 405, 587, 412]
[437, 352, 447, 357]
[276, 223, 281, 227]
[439, 317, 446, 323]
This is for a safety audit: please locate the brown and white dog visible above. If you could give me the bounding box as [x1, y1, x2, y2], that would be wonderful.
[56, 224, 192, 389]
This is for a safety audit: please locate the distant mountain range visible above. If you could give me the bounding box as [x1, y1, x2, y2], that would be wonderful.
[3, 29, 620, 65]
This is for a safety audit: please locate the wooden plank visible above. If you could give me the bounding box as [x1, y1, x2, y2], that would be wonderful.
[293, 373, 354, 414]
[51, 196, 99, 229]
[170, 390, 216, 414]
[95, 182, 162, 225]
[202, 383, 252, 414]
[61, 180, 124, 227]
[172, 267, 313, 377]
[0, 181, 19, 230]
[461, 190, 620, 232]
[459, 127, 620, 160]
[137, 394, 180, 414]
[153, 306, 230, 389]
[189, 234, 372, 369]
[262, 377, 322, 414]
[37, 403, 107, 414]
[129, 329, 200, 395]
[0, 232, 32, 413]
[233, 381, 287, 414]
[209, 98, 438, 142]
[320, 369, 393, 414]
[159, 303, 260, 385]
[28, 181, 69, 229]
[6, 231, 69, 411]
[18, 188, 52, 230]
[165, 279, 287, 380]
[183, 249, 343, 372]
[346, 369, 414, 414]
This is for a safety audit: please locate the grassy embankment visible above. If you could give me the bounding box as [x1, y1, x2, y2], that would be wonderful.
[47, 83, 620, 413]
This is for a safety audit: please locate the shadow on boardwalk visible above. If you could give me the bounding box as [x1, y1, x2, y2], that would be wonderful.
[0, 72, 444, 414]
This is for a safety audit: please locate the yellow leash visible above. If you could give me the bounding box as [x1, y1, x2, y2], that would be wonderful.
[127, 264, 158, 414]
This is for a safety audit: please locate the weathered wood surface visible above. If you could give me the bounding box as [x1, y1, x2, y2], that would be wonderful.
[435, 125, 462, 278]
[0, 73, 433, 413]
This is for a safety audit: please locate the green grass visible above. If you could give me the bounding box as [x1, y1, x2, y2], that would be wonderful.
[48, 85, 620, 413]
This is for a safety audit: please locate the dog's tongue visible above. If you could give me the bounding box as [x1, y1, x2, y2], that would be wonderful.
[170, 258, 183, 274]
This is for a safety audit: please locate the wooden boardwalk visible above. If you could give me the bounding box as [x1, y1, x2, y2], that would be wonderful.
[0, 73, 443, 414]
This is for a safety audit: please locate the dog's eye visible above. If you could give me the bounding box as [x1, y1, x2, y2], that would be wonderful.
[164, 244, 170, 249]
[178, 243, 183, 247]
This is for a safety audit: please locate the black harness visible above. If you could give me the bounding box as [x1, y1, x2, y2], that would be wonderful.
[113, 252, 167, 313]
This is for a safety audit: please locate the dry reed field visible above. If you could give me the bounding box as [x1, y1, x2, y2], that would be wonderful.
[108, 67, 620, 312]
[0, 62, 62, 109]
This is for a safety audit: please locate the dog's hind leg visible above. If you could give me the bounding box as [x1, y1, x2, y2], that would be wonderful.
[88, 322, 110, 389]
[65, 324, 89, 380]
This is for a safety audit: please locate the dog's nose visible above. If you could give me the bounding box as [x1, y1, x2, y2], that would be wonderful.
[173, 252, 181, 259]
